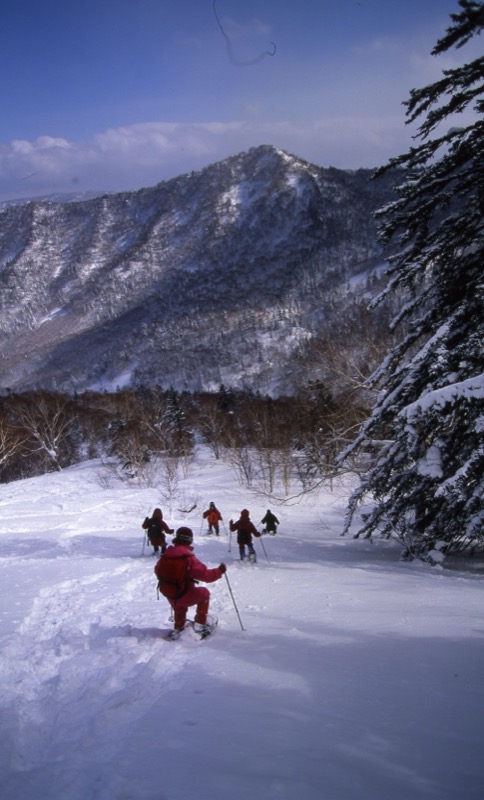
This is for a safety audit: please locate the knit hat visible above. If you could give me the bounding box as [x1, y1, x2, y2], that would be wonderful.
[174, 526, 193, 544]
[241, 509, 249, 516]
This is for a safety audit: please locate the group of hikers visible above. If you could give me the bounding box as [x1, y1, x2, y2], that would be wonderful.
[141, 503, 280, 637]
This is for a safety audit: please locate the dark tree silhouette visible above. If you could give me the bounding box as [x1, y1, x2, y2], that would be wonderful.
[341, 1, 484, 561]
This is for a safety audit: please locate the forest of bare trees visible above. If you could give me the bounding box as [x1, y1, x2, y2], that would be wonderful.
[0, 381, 369, 497]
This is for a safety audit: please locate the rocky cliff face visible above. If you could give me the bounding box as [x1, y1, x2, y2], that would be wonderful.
[0, 145, 398, 395]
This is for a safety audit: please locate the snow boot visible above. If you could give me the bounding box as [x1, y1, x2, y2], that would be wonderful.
[193, 616, 217, 639]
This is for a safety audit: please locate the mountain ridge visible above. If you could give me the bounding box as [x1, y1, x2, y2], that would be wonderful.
[0, 145, 399, 395]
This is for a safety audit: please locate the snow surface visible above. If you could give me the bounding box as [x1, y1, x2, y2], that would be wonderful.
[1, 449, 483, 800]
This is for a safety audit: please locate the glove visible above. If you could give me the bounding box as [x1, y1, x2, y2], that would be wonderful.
[169, 528, 174, 533]
[254, 531, 261, 538]
[219, 563, 227, 574]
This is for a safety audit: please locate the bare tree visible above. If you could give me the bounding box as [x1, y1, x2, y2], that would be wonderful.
[0, 416, 30, 478]
[8, 391, 75, 471]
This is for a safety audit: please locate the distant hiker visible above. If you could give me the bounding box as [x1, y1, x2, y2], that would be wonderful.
[142, 508, 174, 555]
[203, 501, 223, 535]
[261, 509, 279, 535]
[229, 509, 260, 561]
[154, 527, 226, 635]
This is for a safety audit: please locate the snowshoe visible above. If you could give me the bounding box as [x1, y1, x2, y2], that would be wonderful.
[193, 616, 218, 639]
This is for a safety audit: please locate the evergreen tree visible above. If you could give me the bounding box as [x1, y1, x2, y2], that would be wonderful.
[342, 1, 484, 561]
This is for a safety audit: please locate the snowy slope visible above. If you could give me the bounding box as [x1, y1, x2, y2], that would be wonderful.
[1, 450, 483, 800]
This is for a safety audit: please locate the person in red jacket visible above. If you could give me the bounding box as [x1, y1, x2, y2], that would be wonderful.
[142, 508, 174, 555]
[155, 527, 226, 635]
[202, 501, 223, 535]
[229, 509, 260, 562]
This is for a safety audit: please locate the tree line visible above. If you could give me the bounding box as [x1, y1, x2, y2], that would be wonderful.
[0, 383, 368, 494]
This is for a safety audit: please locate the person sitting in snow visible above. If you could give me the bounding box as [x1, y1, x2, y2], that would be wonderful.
[261, 509, 279, 535]
[229, 509, 260, 561]
[154, 527, 226, 635]
[142, 508, 174, 555]
[202, 501, 223, 536]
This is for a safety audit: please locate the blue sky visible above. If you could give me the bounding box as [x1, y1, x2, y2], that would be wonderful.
[0, 0, 472, 200]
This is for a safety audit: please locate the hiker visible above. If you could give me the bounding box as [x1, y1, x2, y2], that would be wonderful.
[202, 501, 223, 535]
[142, 508, 174, 555]
[155, 527, 226, 634]
[261, 509, 279, 535]
[229, 509, 261, 561]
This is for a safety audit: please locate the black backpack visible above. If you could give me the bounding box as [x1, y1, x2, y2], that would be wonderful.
[148, 522, 164, 541]
[237, 526, 251, 544]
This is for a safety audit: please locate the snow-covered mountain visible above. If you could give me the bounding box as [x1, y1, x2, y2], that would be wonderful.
[0, 145, 399, 395]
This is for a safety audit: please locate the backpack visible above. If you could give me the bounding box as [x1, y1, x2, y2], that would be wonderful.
[237, 526, 251, 544]
[155, 553, 190, 599]
[148, 522, 165, 541]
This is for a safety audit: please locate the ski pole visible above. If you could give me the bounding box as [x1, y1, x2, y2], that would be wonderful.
[224, 573, 245, 631]
[258, 533, 270, 562]
[141, 507, 152, 556]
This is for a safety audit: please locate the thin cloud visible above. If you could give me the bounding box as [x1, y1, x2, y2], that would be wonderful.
[0, 117, 417, 201]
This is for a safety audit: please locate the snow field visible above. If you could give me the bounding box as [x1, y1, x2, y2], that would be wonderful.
[0, 451, 483, 800]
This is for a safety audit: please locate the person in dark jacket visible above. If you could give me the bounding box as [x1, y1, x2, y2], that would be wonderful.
[261, 509, 279, 535]
[229, 509, 260, 561]
[142, 508, 174, 555]
[155, 527, 226, 634]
